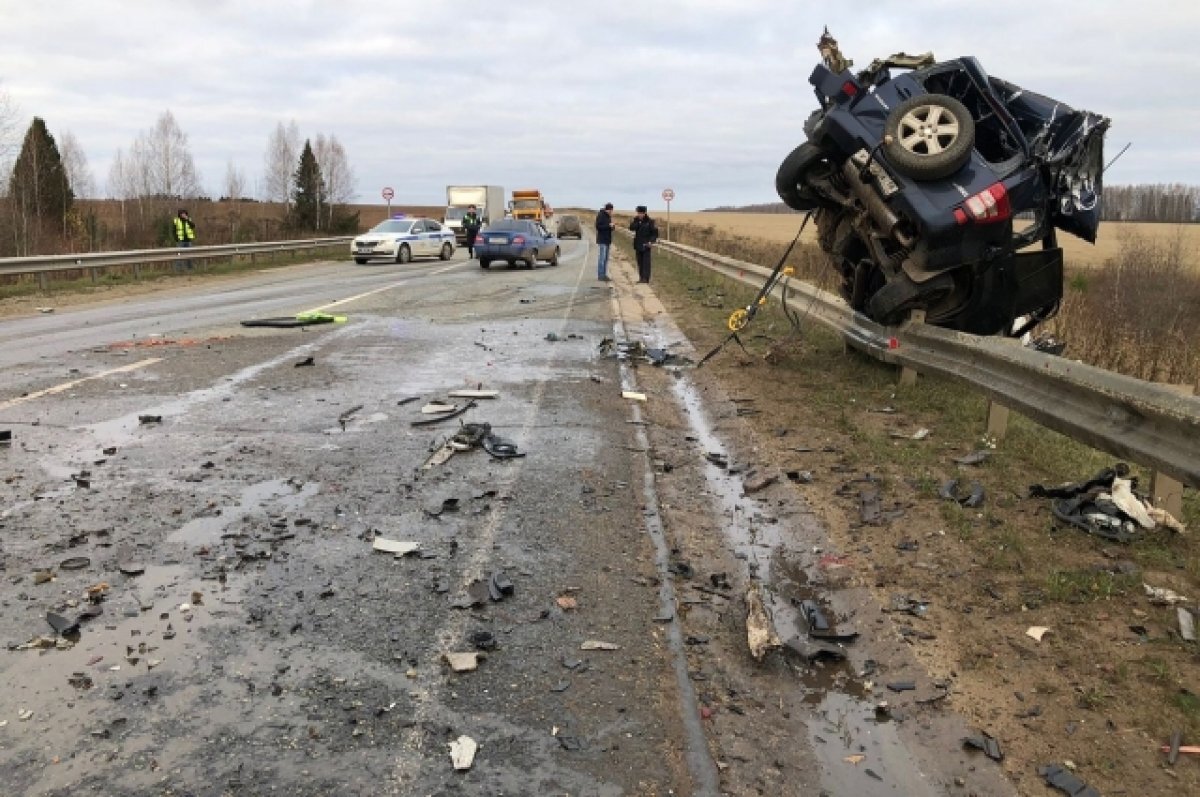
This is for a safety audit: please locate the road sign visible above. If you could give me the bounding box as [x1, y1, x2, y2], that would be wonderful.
[381, 187, 395, 201]
[662, 188, 675, 202]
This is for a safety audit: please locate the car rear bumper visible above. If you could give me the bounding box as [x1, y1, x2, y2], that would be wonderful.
[475, 246, 535, 261]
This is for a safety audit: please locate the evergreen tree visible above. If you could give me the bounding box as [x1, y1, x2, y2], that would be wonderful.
[8, 117, 73, 227]
[291, 139, 324, 232]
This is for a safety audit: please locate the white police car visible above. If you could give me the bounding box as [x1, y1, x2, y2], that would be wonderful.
[352, 216, 456, 264]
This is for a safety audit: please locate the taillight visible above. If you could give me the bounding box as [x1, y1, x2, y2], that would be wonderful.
[511, 236, 525, 244]
[955, 182, 1011, 225]
[841, 80, 859, 97]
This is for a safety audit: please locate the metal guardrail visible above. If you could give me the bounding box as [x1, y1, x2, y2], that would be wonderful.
[0, 237, 354, 279]
[643, 236, 1200, 489]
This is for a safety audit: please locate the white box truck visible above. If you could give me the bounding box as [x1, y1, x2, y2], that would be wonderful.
[444, 185, 505, 243]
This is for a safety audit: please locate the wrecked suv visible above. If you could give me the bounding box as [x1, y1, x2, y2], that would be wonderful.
[776, 33, 1110, 336]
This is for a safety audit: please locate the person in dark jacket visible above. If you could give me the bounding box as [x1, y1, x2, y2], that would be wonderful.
[594, 202, 614, 280]
[462, 205, 482, 258]
[629, 205, 658, 283]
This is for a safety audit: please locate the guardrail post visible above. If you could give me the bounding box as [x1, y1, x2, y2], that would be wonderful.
[984, 337, 1022, 440]
[899, 311, 925, 386]
[89, 267, 98, 285]
[132, 263, 141, 280]
[37, 271, 48, 293]
[1151, 384, 1194, 518]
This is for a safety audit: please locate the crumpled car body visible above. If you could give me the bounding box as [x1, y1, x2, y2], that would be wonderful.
[777, 38, 1110, 336]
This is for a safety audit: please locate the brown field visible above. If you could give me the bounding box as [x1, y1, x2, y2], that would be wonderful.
[662, 212, 1200, 270]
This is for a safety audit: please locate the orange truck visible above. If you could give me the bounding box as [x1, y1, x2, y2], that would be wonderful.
[510, 189, 548, 222]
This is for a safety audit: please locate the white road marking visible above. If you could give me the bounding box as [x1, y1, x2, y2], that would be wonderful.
[304, 261, 468, 314]
[0, 358, 163, 411]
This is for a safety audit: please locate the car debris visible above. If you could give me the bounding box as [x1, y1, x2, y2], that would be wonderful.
[786, 470, 815, 484]
[1038, 763, 1102, 797]
[451, 580, 492, 609]
[621, 391, 647, 402]
[449, 735, 478, 771]
[953, 450, 990, 466]
[422, 401, 458, 414]
[443, 652, 483, 672]
[798, 599, 859, 642]
[939, 479, 985, 507]
[1144, 583, 1189, 606]
[555, 595, 578, 611]
[294, 356, 315, 367]
[889, 428, 931, 441]
[580, 640, 621, 651]
[887, 681, 916, 692]
[0, 429, 11, 447]
[371, 538, 420, 557]
[1025, 626, 1051, 642]
[743, 472, 779, 495]
[1178, 608, 1196, 642]
[784, 637, 847, 663]
[487, 571, 515, 602]
[59, 556, 91, 571]
[46, 611, 80, 637]
[777, 30, 1109, 337]
[138, 414, 163, 424]
[962, 732, 1004, 762]
[746, 584, 782, 660]
[240, 312, 346, 328]
[468, 630, 497, 651]
[411, 401, 477, 427]
[447, 389, 498, 399]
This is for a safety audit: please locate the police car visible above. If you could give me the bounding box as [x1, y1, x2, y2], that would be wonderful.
[351, 216, 456, 264]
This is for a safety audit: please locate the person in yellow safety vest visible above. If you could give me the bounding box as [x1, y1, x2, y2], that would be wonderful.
[173, 209, 196, 270]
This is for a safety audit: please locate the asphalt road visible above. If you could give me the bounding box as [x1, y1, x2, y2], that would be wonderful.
[0, 238, 1016, 796]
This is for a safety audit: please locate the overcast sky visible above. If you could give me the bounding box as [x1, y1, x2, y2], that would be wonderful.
[2, 1, 1197, 211]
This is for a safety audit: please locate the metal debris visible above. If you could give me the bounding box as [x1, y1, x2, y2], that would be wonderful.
[745, 584, 782, 660]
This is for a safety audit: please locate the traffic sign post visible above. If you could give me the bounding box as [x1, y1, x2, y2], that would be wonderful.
[382, 186, 395, 218]
[662, 188, 675, 241]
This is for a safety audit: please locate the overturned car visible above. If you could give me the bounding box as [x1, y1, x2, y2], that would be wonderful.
[776, 33, 1110, 336]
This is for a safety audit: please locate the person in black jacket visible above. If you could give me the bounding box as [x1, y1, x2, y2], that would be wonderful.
[629, 205, 658, 283]
[594, 202, 614, 281]
[462, 205, 482, 258]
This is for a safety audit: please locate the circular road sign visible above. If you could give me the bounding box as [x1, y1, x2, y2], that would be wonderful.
[381, 187, 395, 201]
[662, 188, 675, 202]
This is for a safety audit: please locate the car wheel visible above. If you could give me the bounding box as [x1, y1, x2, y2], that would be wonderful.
[866, 272, 957, 326]
[396, 244, 412, 264]
[549, 247, 560, 266]
[775, 142, 827, 211]
[440, 243, 452, 261]
[884, 94, 975, 181]
[354, 257, 367, 265]
[480, 258, 491, 269]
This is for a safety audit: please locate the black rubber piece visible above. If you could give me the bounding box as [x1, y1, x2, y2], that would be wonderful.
[241, 317, 330, 328]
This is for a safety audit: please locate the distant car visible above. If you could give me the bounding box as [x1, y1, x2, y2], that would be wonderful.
[351, 217, 455, 264]
[474, 219, 560, 269]
[556, 214, 583, 239]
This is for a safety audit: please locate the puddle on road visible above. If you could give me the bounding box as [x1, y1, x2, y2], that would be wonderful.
[666, 372, 950, 796]
[168, 479, 320, 546]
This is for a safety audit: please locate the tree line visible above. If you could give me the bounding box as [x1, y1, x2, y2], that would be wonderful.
[0, 89, 358, 257]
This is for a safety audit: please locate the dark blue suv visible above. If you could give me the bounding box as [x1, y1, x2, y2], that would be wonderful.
[777, 33, 1110, 336]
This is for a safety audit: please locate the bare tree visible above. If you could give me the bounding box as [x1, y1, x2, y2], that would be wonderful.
[223, 159, 247, 241]
[142, 110, 201, 198]
[0, 84, 20, 167]
[263, 120, 300, 205]
[58, 130, 96, 199]
[106, 147, 135, 238]
[313, 133, 356, 229]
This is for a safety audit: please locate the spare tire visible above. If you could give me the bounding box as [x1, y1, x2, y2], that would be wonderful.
[775, 142, 825, 211]
[883, 94, 975, 181]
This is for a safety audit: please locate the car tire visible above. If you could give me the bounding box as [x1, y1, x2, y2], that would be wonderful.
[396, 244, 412, 264]
[549, 247, 560, 266]
[866, 272, 957, 326]
[480, 258, 491, 269]
[884, 94, 975, 181]
[440, 243, 452, 261]
[775, 142, 826, 211]
[354, 257, 367, 265]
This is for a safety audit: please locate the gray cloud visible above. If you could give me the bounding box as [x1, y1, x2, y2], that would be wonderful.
[2, 1, 1196, 210]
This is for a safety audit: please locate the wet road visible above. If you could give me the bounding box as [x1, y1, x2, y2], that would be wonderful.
[0, 239, 1016, 795]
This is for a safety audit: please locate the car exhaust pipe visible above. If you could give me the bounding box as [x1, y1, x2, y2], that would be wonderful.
[840, 159, 914, 248]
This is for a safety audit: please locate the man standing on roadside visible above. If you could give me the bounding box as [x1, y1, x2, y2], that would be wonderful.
[462, 204, 482, 259]
[629, 205, 658, 284]
[595, 202, 614, 281]
[173, 209, 196, 270]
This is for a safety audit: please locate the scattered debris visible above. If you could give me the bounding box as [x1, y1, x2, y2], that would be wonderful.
[705, 452, 729, 469]
[396, 396, 420, 406]
[371, 538, 420, 557]
[0, 429, 11, 447]
[294, 356, 315, 367]
[953, 450, 990, 466]
[488, 570, 515, 602]
[411, 401, 477, 427]
[468, 631, 497, 651]
[784, 638, 846, 663]
[786, 470, 814, 484]
[46, 612, 79, 637]
[962, 732, 1004, 761]
[1179, 608, 1196, 642]
[18, 709, 33, 721]
[447, 389, 498, 399]
[1038, 763, 1101, 797]
[745, 584, 782, 661]
[1030, 462, 1130, 499]
[621, 391, 647, 402]
[450, 580, 492, 610]
[550, 679, 571, 693]
[886, 595, 929, 617]
[1026, 626, 1051, 642]
[1147, 506, 1187, 534]
[1144, 583, 1190, 606]
[1166, 730, 1184, 765]
[844, 754, 865, 765]
[743, 472, 779, 495]
[138, 414, 163, 424]
[889, 427, 931, 440]
[555, 595, 578, 611]
[449, 735, 478, 771]
[939, 479, 985, 508]
[887, 681, 916, 692]
[444, 652, 482, 672]
[59, 556, 91, 571]
[422, 401, 457, 414]
[580, 640, 621, 651]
